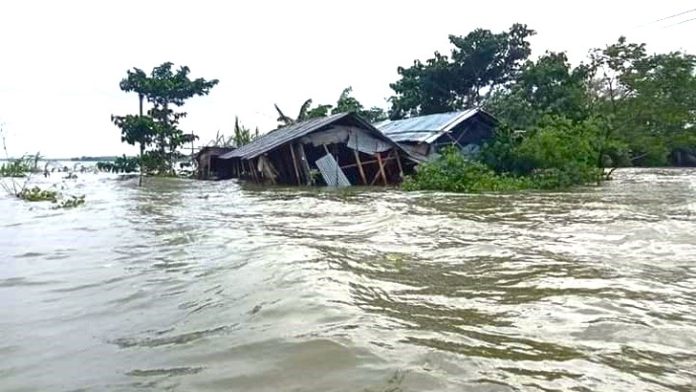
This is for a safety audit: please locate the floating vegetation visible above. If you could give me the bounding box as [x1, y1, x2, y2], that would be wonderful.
[54, 195, 85, 209]
[17, 187, 58, 202]
[14, 186, 85, 208]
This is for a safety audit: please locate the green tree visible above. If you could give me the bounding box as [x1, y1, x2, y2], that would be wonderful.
[389, 24, 536, 119]
[486, 52, 594, 129]
[112, 63, 218, 179]
[591, 37, 696, 165]
[144, 63, 218, 173]
[331, 87, 388, 122]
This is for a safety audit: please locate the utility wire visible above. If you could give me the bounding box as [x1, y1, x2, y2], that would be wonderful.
[654, 8, 696, 23]
[667, 16, 696, 27]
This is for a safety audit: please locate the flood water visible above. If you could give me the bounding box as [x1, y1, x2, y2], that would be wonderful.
[1, 168, 695, 391]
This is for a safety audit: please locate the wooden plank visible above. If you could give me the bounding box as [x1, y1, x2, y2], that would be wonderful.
[375, 152, 388, 185]
[353, 149, 367, 185]
[370, 168, 381, 185]
[339, 156, 395, 170]
[289, 144, 301, 185]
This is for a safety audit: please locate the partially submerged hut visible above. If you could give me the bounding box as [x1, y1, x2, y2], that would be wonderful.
[374, 108, 497, 160]
[194, 146, 235, 180]
[218, 112, 415, 186]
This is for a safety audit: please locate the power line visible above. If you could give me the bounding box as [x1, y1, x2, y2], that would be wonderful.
[667, 16, 696, 27]
[654, 8, 696, 23]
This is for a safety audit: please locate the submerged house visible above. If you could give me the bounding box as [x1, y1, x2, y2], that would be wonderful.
[374, 108, 497, 160]
[217, 112, 415, 186]
[194, 146, 235, 180]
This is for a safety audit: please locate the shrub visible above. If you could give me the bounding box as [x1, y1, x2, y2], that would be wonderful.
[404, 116, 605, 193]
[403, 147, 532, 192]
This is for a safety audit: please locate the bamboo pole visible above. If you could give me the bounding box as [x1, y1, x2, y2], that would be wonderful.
[297, 144, 312, 185]
[375, 152, 388, 185]
[289, 144, 301, 185]
[353, 150, 367, 185]
[394, 150, 404, 177]
[251, 158, 259, 183]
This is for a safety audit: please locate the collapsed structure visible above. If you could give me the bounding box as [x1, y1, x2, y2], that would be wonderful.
[374, 108, 497, 160]
[193, 146, 235, 180]
[214, 112, 416, 186]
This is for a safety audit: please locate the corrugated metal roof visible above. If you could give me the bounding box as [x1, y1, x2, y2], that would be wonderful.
[220, 112, 407, 161]
[374, 108, 495, 144]
[220, 113, 351, 160]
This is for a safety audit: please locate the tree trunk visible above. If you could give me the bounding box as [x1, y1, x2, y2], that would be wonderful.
[138, 93, 144, 187]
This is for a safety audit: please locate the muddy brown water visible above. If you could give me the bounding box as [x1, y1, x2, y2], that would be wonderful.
[1, 168, 695, 391]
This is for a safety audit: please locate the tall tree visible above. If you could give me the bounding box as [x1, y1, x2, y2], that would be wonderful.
[144, 63, 218, 173]
[486, 52, 593, 129]
[112, 63, 218, 179]
[590, 37, 696, 165]
[389, 24, 536, 119]
[113, 68, 153, 186]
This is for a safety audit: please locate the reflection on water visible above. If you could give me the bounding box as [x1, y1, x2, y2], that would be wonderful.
[1, 168, 696, 391]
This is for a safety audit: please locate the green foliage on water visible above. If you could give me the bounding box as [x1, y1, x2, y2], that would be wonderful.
[15, 186, 85, 208]
[55, 195, 86, 209]
[17, 186, 58, 202]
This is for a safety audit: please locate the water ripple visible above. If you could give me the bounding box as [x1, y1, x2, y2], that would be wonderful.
[1, 169, 695, 391]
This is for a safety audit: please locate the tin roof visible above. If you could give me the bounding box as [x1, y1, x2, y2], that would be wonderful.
[374, 108, 496, 144]
[220, 112, 400, 160]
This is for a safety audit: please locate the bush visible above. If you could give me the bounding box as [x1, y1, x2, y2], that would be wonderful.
[403, 147, 532, 192]
[404, 116, 605, 193]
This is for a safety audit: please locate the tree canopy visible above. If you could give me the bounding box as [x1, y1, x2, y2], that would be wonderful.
[112, 63, 218, 177]
[388, 24, 536, 119]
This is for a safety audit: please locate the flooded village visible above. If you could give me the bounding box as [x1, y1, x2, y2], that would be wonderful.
[2, 2, 696, 392]
[193, 109, 497, 186]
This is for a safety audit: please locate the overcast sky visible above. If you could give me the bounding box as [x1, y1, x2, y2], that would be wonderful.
[0, 0, 694, 158]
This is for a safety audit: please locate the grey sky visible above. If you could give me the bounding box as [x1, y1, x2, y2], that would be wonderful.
[1, 0, 694, 158]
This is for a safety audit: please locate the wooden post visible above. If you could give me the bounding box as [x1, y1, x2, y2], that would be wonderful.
[246, 160, 257, 182]
[289, 144, 301, 185]
[297, 143, 312, 185]
[251, 158, 259, 183]
[394, 150, 404, 177]
[206, 155, 211, 179]
[375, 152, 388, 185]
[353, 149, 367, 185]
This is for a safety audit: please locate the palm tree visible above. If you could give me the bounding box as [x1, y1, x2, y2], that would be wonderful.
[274, 99, 314, 127]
